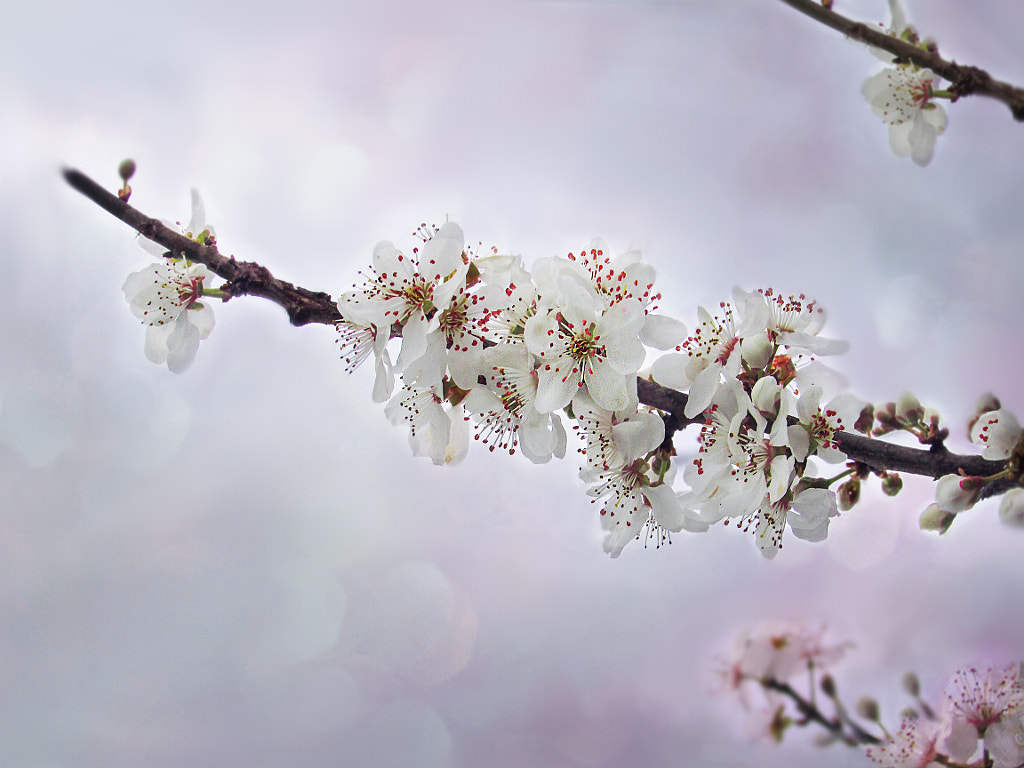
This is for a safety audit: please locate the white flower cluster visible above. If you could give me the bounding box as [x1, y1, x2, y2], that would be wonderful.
[336, 222, 856, 557]
[861, 1, 947, 166]
[868, 663, 1024, 768]
[122, 191, 216, 373]
[650, 288, 859, 559]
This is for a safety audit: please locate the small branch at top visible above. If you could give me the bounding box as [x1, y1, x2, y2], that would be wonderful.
[777, 0, 1024, 121]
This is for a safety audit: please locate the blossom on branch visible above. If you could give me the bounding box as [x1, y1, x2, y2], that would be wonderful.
[862, 65, 947, 167]
[122, 259, 215, 373]
[970, 406, 1023, 461]
[866, 714, 942, 768]
[943, 663, 1024, 765]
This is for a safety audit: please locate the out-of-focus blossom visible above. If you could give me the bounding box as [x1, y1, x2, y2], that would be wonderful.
[867, 714, 943, 768]
[943, 664, 1024, 763]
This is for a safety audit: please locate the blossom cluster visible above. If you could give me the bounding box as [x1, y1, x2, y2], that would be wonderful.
[861, 0, 948, 166]
[716, 623, 1024, 768]
[334, 221, 694, 554]
[650, 288, 859, 558]
[333, 221, 860, 557]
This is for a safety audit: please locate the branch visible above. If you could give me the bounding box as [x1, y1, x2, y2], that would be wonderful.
[777, 0, 1024, 121]
[762, 678, 881, 745]
[62, 168, 341, 327]
[64, 167, 1011, 488]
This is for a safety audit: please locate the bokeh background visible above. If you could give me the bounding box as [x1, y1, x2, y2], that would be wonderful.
[2, 0, 1023, 765]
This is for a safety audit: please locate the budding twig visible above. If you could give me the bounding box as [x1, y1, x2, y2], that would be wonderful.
[777, 0, 1024, 121]
[62, 168, 340, 327]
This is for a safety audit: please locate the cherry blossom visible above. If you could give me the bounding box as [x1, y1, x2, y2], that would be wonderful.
[336, 221, 467, 382]
[524, 298, 645, 413]
[385, 382, 468, 466]
[572, 391, 684, 556]
[462, 344, 567, 463]
[866, 714, 942, 768]
[943, 664, 1024, 764]
[122, 259, 215, 373]
[987, 703, 1024, 768]
[970, 407, 1023, 461]
[862, 65, 947, 166]
[650, 289, 768, 418]
[717, 623, 847, 698]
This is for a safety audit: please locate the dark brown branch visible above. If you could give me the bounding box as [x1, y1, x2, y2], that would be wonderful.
[635, 378, 1009, 484]
[64, 167, 1014, 489]
[62, 168, 341, 327]
[762, 678, 881, 745]
[778, 0, 1024, 121]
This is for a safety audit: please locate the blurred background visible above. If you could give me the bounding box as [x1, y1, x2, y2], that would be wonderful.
[1, 0, 1023, 765]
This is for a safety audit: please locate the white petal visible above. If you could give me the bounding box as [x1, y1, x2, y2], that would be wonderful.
[640, 314, 687, 350]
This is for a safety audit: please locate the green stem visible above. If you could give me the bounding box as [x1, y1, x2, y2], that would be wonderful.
[820, 467, 856, 487]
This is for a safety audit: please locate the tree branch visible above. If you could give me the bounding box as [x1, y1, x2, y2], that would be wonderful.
[64, 167, 1012, 489]
[62, 168, 341, 327]
[777, 0, 1024, 121]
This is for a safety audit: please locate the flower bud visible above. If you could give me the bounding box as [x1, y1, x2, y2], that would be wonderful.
[874, 402, 897, 434]
[854, 404, 874, 435]
[882, 473, 903, 497]
[920, 503, 955, 534]
[899, 706, 920, 722]
[896, 392, 924, 424]
[741, 334, 773, 370]
[118, 158, 136, 181]
[838, 477, 860, 511]
[820, 674, 837, 699]
[935, 474, 984, 513]
[999, 488, 1024, 528]
[901, 672, 921, 697]
[751, 376, 781, 417]
[856, 696, 880, 722]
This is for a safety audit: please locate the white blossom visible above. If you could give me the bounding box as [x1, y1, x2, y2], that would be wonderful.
[971, 407, 1022, 461]
[122, 259, 214, 373]
[524, 299, 645, 413]
[943, 664, 1024, 764]
[863, 66, 947, 167]
[867, 714, 943, 768]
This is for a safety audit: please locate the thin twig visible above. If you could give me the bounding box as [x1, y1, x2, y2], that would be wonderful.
[778, 0, 1024, 121]
[62, 168, 340, 327]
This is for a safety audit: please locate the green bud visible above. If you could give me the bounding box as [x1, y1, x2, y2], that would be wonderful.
[855, 696, 880, 722]
[820, 674, 837, 698]
[896, 392, 924, 424]
[901, 672, 921, 697]
[919, 503, 955, 534]
[118, 158, 136, 181]
[882, 473, 904, 497]
[838, 478, 860, 511]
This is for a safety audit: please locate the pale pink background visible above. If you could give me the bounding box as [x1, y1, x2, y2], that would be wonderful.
[1, 0, 1023, 766]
